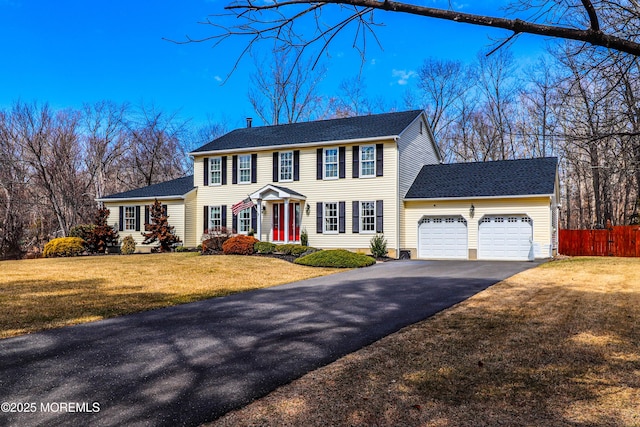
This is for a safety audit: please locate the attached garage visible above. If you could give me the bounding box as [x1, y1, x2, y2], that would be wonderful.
[418, 216, 467, 259]
[478, 215, 533, 261]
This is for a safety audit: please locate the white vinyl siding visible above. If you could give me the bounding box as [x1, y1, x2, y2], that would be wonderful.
[279, 151, 293, 182]
[324, 148, 338, 179]
[209, 157, 222, 185]
[239, 155, 251, 184]
[360, 201, 376, 233]
[360, 145, 375, 177]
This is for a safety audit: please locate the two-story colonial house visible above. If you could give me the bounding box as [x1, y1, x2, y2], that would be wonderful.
[99, 110, 560, 260]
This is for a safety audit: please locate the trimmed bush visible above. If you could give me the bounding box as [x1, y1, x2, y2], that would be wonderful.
[276, 244, 316, 257]
[294, 249, 376, 268]
[175, 246, 189, 252]
[222, 235, 258, 255]
[120, 235, 136, 255]
[68, 224, 95, 242]
[370, 233, 388, 258]
[254, 241, 276, 254]
[43, 237, 86, 258]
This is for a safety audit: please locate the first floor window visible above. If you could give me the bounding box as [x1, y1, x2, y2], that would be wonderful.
[360, 145, 375, 177]
[209, 206, 222, 230]
[209, 157, 222, 185]
[239, 155, 251, 183]
[125, 206, 136, 231]
[360, 201, 376, 233]
[238, 208, 251, 233]
[324, 202, 338, 233]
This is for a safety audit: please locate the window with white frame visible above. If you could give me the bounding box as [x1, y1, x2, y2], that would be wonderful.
[239, 154, 251, 184]
[209, 206, 222, 230]
[280, 151, 293, 181]
[238, 208, 251, 233]
[209, 157, 222, 185]
[124, 206, 136, 231]
[324, 202, 338, 233]
[324, 148, 338, 179]
[360, 145, 375, 177]
[360, 201, 376, 233]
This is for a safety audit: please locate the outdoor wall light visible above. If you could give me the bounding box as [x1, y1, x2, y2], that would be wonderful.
[470, 204, 475, 217]
[262, 204, 266, 214]
[305, 204, 310, 216]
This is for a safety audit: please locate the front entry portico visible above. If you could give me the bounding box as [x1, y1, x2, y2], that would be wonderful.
[250, 184, 306, 244]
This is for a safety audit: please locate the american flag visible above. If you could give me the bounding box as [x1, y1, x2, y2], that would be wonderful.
[231, 197, 255, 216]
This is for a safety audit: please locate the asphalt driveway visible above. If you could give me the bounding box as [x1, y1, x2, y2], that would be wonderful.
[0, 260, 540, 426]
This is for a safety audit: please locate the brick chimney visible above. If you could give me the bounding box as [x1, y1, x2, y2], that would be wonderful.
[246, 117, 253, 128]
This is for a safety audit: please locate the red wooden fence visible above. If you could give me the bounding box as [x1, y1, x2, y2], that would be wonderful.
[559, 226, 640, 257]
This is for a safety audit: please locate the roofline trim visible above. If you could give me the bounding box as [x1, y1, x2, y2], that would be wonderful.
[188, 135, 399, 157]
[96, 188, 196, 203]
[403, 193, 554, 202]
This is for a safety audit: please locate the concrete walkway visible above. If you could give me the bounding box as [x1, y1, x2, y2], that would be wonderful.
[0, 260, 540, 426]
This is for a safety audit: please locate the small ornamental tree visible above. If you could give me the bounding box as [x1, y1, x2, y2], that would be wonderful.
[142, 199, 181, 252]
[87, 208, 119, 253]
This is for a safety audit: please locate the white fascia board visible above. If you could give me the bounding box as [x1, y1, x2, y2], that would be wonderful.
[188, 135, 399, 157]
[403, 194, 554, 202]
[96, 195, 187, 203]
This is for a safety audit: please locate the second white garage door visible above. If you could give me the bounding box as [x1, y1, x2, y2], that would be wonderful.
[478, 215, 533, 261]
[418, 216, 468, 259]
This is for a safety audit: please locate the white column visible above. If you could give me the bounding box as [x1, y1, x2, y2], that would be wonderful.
[256, 198, 262, 240]
[284, 198, 290, 243]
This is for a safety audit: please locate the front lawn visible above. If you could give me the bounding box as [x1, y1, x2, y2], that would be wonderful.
[0, 253, 343, 338]
[211, 257, 640, 426]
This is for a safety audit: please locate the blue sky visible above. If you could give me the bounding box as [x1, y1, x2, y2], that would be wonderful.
[0, 1, 550, 130]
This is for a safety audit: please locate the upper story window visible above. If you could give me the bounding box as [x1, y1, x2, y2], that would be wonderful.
[360, 145, 375, 177]
[280, 151, 293, 182]
[239, 154, 251, 184]
[360, 201, 376, 233]
[324, 202, 338, 233]
[124, 206, 136, 231]
[324, 148, 338, 179]
[209, 157, 222, 185]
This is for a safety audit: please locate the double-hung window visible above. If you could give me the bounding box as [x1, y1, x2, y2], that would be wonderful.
[238, 155, 251, 184]
[238, 208, 251, 234]
[209, 206, 222, 230]
[324, 148, 338, 179]
[280, 151, 293, 181]
[124, 206, 136, 231]
[360, 201, 376, 233]
[209, 157, 222, 185]
[360, 145, 375, 177]
[324, 202, 338, 233]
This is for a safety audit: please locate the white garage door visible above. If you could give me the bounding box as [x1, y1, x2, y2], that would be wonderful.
[478, 215, 533, 261]
[418, 216, 468, 259]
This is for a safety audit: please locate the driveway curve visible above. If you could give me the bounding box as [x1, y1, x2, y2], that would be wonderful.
[0, 260, 540, 426]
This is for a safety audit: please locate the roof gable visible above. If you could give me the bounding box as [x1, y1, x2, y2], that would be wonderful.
[405, 157, 558, 199]
[190, 110, 424, 154]
[99, 175, 195, 201]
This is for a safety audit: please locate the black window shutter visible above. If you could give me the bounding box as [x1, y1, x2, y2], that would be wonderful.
[293, 150, 300, 181]
[316, 202, 323, 233]
[232, 214, 238, 233]
[251, 207, 257, 232]
[232, 155, 238, 184]
[352, 146, 360, 178]
[135, 206, 141, 232]
[376, 200, 384, 233]
[222, 156, 227, 185]
[339, 201, 346, 234]
[119, 206, 124, 231]
[352, 201, 360, 233]
[339, 147, 346, 179]
[221, 205, 227, 229]
[251, 153, 258, 183]
[144, 205, 150, 227]
[203, 157, 209, 186]
[273, 152, 279, 182]
[162, 204, 167, 216]
[203, 206, 209, 233]
[316, 148, 323, 180]
[376, 143, 384, 177]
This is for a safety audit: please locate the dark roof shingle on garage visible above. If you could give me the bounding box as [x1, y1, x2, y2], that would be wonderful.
[100, 175, 195, 200]
[405, 157, 558, 199]
[190, 110, 423, 153]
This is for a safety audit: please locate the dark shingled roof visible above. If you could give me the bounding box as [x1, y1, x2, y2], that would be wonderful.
[100, 175, 195, 200]
[191, 110, 423, 153]
[405, 157, 558, 199]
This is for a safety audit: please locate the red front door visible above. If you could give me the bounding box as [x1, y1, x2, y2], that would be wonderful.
[273, 203, 300, 242]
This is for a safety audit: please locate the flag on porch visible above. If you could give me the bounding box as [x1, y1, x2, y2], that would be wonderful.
[231, 197, 255, 216]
